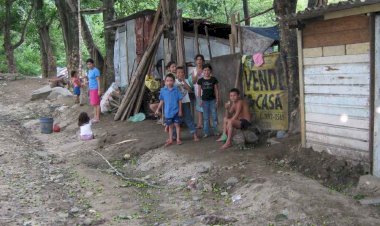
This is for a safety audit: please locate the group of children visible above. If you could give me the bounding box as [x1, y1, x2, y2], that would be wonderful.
[76, 55, 252, 149]
[69, 59, 101, 141]
[150, 54, 222, 147]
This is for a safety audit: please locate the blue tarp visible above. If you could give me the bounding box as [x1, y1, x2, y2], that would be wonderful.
[243, 26, 279, 41]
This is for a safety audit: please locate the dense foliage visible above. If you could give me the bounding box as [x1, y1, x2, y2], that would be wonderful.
[0, 0, 345, 76]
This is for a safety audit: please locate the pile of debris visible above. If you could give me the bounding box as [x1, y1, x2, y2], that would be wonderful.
[114, 7, 163, 121]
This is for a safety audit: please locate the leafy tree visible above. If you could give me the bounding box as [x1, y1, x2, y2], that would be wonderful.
[2, 0, 33, 73]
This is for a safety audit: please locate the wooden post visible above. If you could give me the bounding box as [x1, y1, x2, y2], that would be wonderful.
[204, 26, 212, 59]
[231, 14, 237, 46]
[194, 21, 200, 55]
[176, 9, 186, 67]
[297, 29, 306, 148]
[237, 13, 242, 53]
[229, 34, 235, 54]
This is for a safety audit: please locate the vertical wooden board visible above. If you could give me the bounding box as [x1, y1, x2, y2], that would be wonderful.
[298, 30, 306, 147]
[304, 63, 370, 75]
[306, 132, 369, 151]
[373, 15, 380, 177]
[306, 113, 369, 129]
[307, 142, 370, 162]
[306, 123, 369, 141]
[127, 20, 136, 83]
[304, 54, 370, 66]
[304, 73, 370, 85]
[304, 85, 370, 95]
[305, 104, 369, 118]
[143, 14, 154, 50]
[305, 95, 369, 107]
[135, 16, 145, 62]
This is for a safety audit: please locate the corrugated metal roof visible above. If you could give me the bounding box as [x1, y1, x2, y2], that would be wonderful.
[288, 0, 380, 21]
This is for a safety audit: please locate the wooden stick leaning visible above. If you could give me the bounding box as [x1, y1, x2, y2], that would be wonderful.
[133, 4, 163, 116]
[92, 150, 160, 188]
[114, 24, 164, 120]
[133, 53, 157, 116]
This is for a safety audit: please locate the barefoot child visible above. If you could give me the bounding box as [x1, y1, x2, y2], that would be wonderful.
[191, 54, 205, 129]
[220, 88, 252, 149]
[155, 74, 183, 146]
[78, 112, 94, 141]
[175, 66, 199, 141]
[71, 71, 81, 104]
[197, 64, 219, 138]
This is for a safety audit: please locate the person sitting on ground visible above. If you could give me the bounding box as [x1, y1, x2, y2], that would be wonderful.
[175, 66, 199, 141]
[219, 88, 252, 149]
[71, 70, 81, 104]
[155, 73, 183, 147]
[78, 112, 94, 141]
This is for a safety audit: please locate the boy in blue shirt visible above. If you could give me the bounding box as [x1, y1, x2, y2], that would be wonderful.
[155, 73, 183, 147]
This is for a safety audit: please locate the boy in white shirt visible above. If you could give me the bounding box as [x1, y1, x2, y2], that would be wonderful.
[175, 66, 199, 141]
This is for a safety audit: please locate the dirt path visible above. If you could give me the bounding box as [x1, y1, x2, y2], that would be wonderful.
[1, 79, 380, 226]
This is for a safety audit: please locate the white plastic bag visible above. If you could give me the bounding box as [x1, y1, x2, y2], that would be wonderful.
[100, 82, 118, 113]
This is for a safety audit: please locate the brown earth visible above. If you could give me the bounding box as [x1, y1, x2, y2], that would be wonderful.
[0, 78, 379, 226]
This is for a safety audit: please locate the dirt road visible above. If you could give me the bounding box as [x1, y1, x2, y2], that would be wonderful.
[1, 78, 380, 226]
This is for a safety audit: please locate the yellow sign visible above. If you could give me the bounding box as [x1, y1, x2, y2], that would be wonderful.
[243, 53, 288, 130]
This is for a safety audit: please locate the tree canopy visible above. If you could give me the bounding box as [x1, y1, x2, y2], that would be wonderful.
[0, 0, 346, 76]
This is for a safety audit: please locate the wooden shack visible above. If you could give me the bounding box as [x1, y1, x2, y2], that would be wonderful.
[290, 0, 380, 176]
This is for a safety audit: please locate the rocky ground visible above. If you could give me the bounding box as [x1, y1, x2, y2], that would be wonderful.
[1, 78, 380, 226]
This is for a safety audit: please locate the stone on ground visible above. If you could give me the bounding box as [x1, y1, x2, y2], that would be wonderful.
[31, 85, 52, 100]
[47, 87, 73, 100]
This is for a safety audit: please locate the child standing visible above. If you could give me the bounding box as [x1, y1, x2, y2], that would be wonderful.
[71, 71, 81, 104]
[191, 54, 205, 129]
[175, 66, 199, 141]
[78, 112, 94, 141]
[197, 64, 219, 137]
[155, 74, 183, 146]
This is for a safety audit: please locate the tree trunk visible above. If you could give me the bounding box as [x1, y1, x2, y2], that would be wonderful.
[3, 0, 16, 73]
[273, 0, 299, 131]
[242, 0, 250, 26]
[54, 0, 79, 75]
[3, 0, 33, 73]
[103, 0, 116, 89]
[161, 0, 177, 63]
[308, 0, 328, 8]
[34, 0, 57, 78]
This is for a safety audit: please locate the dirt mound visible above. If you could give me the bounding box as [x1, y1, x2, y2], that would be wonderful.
[268, 146, 367, 191]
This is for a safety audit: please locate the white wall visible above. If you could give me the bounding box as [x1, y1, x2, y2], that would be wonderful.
[302, 43, 371, 161]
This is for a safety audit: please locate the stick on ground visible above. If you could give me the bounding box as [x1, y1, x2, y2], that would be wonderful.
[92, 150, 160, 188]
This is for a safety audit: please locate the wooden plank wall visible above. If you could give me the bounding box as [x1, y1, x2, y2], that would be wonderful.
[302, 15, 371, 162]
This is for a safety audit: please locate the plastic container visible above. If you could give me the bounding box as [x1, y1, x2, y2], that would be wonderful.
[40, 117, 54, 134]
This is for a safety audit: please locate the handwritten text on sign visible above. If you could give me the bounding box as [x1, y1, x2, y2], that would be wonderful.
[243, 53, 288, 130]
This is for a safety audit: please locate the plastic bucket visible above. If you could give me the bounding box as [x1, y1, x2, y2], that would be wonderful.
[40, 117, 54, 134]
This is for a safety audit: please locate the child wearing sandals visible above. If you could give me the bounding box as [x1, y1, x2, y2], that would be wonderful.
[155, 73, 183, 146]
